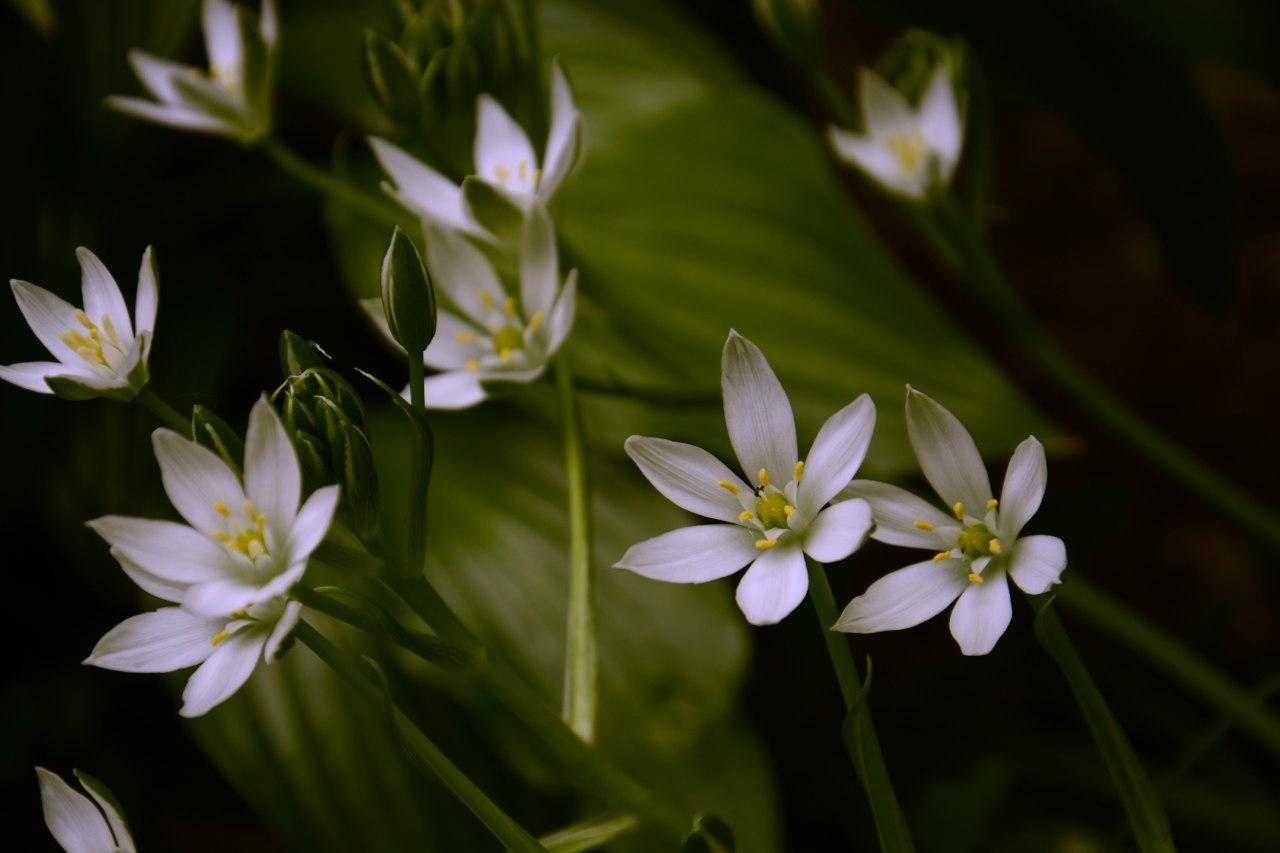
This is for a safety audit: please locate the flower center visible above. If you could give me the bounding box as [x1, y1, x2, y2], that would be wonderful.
[755, 491, 792, 529]
[61, 311, 123, 369]
[957, 523, 1001, 560]
[211, 498, 271, 561]
[886, 131, 926, 174]
[492, 325, 524, 362]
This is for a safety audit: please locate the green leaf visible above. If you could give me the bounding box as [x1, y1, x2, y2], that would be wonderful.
[280, 329, 330, 377]
[1032, 594, 1176, 853]
[541, 812, 639, 853]
[191, 404, 247, 473]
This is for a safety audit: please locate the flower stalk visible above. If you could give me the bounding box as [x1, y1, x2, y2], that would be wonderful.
[135, 387, 189, 433]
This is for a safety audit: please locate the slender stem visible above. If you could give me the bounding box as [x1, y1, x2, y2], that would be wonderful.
[805, 560, 914, 851]
[556, 360, 597, 742]
[135, 387, 189, 433]
[293, 621, 546, 852]
[1056, 578, 1280, 763]
[405, 354, 429, 576]
[261, 139, 406, 229]
[1172, 672, 1280, 777]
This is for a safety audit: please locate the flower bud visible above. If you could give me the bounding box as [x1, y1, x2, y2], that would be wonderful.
[380, 228, 438, 355]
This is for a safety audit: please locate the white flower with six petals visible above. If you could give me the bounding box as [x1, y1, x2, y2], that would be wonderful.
[834, 387, 1067, 655]
[616, 331, 875, 625]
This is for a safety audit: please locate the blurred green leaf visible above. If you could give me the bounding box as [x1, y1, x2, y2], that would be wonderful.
[540, 812, 638, 852]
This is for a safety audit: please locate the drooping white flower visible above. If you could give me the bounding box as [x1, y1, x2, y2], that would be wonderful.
[108, 0, 278, 142]
[363, 206, 577, 409]
[1, 247, 157, 400]
[370, 60, 581, 236]
[84, 396, 337, 714]
[615, 331, 875, 625]
[36, 767, 135, 853]
[834, 387, 1067, 655]
[827, 65, 962, 200]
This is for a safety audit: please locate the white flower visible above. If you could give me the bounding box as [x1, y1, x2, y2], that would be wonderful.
[1, 247, 157, 400]
[615, 331, 875, 625]
[370, 60, 581, 236]
[363, 206, 577, 409]
[108, 0, 277, 142]
[36, 767, 135, 853]
[834, 387, 1067, 655]
[83, 396, 337, 714]
[827, 66, 962, 199]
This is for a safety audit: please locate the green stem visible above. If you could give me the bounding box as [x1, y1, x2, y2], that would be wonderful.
[293, 621, 546, 852]
[135, 387, 189, 433]
[806, 560, 915, 852]
[1056, 578, 1280, 763]
[261, 139, 406, 229]
[556, 360, 597, 742]
[1172, 672, 1280, 776]
[405, 354, 429, 576]
[931, 200, 1280, 551]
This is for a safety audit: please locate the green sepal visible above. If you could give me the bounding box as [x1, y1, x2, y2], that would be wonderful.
[44, 374, 136, 402]
[191, 404, 247, 473]
[380, 228, 438, 355]
[461, 176, 524, 245]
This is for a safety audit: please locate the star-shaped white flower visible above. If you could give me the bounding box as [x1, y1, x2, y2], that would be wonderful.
[1, 247, 156, 400]
[834, 387, 1067, 655]
[84, 396, 337, 715]
[36, 767, 135, 853]
[827, 65, 962, 200]
[364, 206, 577, 409]
[370, 60, 581, 236]
[108, 0, 277, 142]
[615, 331, 876, 625]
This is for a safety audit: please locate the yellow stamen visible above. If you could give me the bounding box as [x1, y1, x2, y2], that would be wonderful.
[952, 501, 966, 521]
[212, 531, 233, 543]
[498, 348, 514, 363]
[757, 468, 770, 488]
[213, 501, 231, 517]
[211, 629, 232, 646]
[718, 479, 740, 496]
[246, 538, 266, 559]
[754, 538, 777, 550]
[783, 504, 795, 518]
[465, 358, 480, 373]
[886, 132, 926, 174]
[478, 290, 495, 310]
[494, 164, 510, 185]
[933, 550, 952, 562]
[913, 519, 936, 532]
[967, 572, 985, 585]
[527, 311, 545, 332]
[454, 330, 477, 344]
[793, 461, 805, 482]
[504, 296, 518, 318]
[517, 161, 529, 181]
[986, 498, 998, 510]
[988, 539, 1002, 555]
[75, 310, 93, 328]
[738, 510, 754, 523]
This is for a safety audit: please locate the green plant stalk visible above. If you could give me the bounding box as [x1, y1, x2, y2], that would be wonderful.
[1173, 672, 1280, 776]
[556, 360, 598, 742]
[261, 139, 407, 229]
[805, 559, 914, 852]
[405, 353, 429, 576]
[930, 199, 1280, 551]
[1032, 596, 1176, 852]
[135, 387, 189, 433]
[293, 620, 546, 852]
[1057, 578, 1280, 763]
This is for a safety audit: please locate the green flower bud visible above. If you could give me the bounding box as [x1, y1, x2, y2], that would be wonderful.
[279, 329, 329, 378]
[380, 228, 437, 355]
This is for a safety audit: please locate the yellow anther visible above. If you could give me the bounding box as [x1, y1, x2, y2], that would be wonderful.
[498, 348, 514, 363]
[212, 530, 233, 543]
[933, 550, 952, 562]
[211, 629, 232, 647]
[952, 501, 966, 521]
[517, 161, 529, 181]
[793, 461, 805, 482]
[967, 572, 985, 585]
[754, 538, 777, 550]
[243, 499, 258, 517]
[101, 315, 122, 348]
[783, 504, 795, 518]
[479, 290, 495, 310]
[246, 538, 265, 559]
[913, 519, 936, 532]
[886, 131, 926, 173]
[738, 510, 755, 523]
[717, 479, 740, 496]
[454, 330, 477, 344]
[494, 164, 510, 185]
[757, 468, 771, 488]
[503, 296, 517, 318]
[988, 539, 1002, 555]
[527, 311, 545, 332]
[213, 500, 231, 517]
[75, 311, 94, 328]
[465, 358, 480, 373]
[986, 498, 998, 510]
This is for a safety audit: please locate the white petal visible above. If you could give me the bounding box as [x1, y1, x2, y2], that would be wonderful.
[151, 428, 247, 535]
[545, 269, 577, 355]
[264, 600, 302, 663]
[10, 279, 82, 363]
[735, 543, 808, 625]
[133, 246, 158, 339]
[87, 516, 231, 585]
[0, 361, 65, 393]
[180, 627, 265, 717]
[519, 204, 559, 319]
[182, 562, 306, 617]
[538, 59, 581, 198]
[288, 485, 339, 562]
[128, 49, 188, 103]
[422, 224, 506, 328]
[721, 330, 797, 488]
[424, 310, 485, 370]
[84, 607, 220, 673]
[998, 436, 1046, 539]
[74, 770, 135, 853]
[834, 558, 969, 633]
[949, 571, 1012, 656]
[797, 394, 875, 519]
[105, 95, 236, 134]
[36, 768, 118, 853]
[919, 66, 963, 178]
[474, 94, 538, 194]
[827, 127, 924, 198]
[858, 68, 913, 133]
[840, 479, 958, 549]
[369, 137, 478, 233]
[614, 524, 758, 583]
[624, 436, 749, 523]
[76, 248, 132, 349]
[904, 387, 992, 515]
[1008, 535, 1067, 595]
[202, 0, 243, 78]
[803, 499, 873, 563]
[111, 547, 190, 603]
[421, 370, 486, 410]
[244, 396, 301, 531]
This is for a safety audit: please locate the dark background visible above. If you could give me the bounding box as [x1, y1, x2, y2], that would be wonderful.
[3, 1, 1279, 850]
